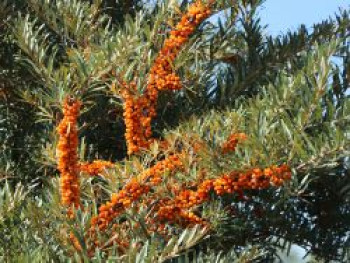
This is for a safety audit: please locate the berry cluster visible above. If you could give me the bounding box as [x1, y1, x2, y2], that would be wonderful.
[221, 133, 247, 154]
[154, 164, 291, 227]
[149, 0, 212, 92]
[212, 164, 292, 195]
[156, 203, 206, 226]
[90, 154, 184, 232]
[56, 97, 81, 210]
[121, 0, 212, 155]
[79, 160, 114, 176]
[121, 82, 155, 155]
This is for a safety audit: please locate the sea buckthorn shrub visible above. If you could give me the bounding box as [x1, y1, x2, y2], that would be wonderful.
[5, 0, 349, 261]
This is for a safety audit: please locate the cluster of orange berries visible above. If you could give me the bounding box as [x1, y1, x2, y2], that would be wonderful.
[88, 162, 291, 247]
[79, 160, 114, 176]
[56, 97, 81, 209]
[221, 133, 247, 154]
[121, 82, 155, 155]
[211, 164, 292, 195]
[56, 97, 116, 210]
[90, 154, 184, 232]
[90, 133, 252, 233]
[154, 164, 291, 227]
[121, 0, 212, 155]
[149, 0, 212, 92]
[156, 203, 205, 226]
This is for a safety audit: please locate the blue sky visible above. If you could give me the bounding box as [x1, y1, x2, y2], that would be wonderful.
[260, 0, 349, 35]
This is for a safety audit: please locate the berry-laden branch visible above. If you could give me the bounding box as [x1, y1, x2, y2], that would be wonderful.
[56, 97, 81, 217]
[154, 164, 291, 227]
[86, 133, 291, 254]
[56, 97, 115, 251]
[89, 153, 184, 232]
[221, 133, 247, 154]
[57, 98, 115, 211]
[122, 0, 213, 155]
[79, 160, 114, 176]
